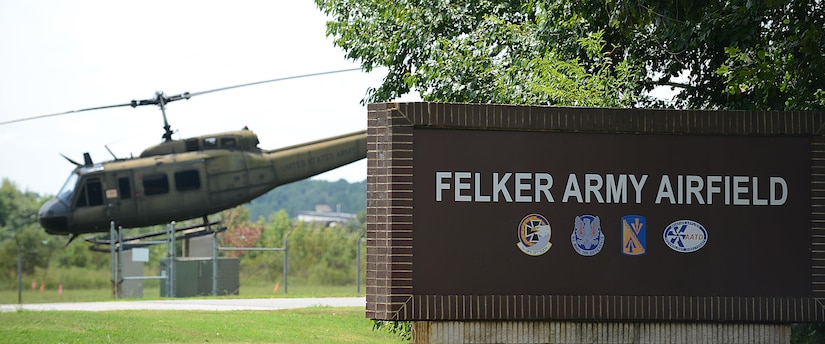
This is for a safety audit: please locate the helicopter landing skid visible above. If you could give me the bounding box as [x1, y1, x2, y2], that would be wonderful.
[84, 221, 226, 253]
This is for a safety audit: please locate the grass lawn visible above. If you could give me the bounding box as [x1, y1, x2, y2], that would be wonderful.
[0, 284, 365, 304]
[0, 284, 404, 343]
[0, 306, 404, 343]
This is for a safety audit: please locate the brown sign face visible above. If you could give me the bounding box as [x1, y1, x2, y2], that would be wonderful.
[413, 129, 811, 297]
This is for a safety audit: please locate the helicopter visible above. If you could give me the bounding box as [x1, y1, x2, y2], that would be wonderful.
[0, 70, 367, 242]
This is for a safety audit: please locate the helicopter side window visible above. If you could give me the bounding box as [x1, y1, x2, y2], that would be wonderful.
[118, 177, 132, 199]
[203, 137, 217, 148]
[184, 138, 199, 152]
[76, 178, 103, 207]
[221, 137, 237, 148]
[87, 179, 103, 206]
[174, 170, 201, 192]
[143, 173, 169, 196]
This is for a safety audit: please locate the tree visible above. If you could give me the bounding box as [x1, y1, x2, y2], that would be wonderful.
[712, 1, 825, 110]
[0, 179, 55, 279]
[219, 206, 263, 258]
[316, 0, 641, 107]
[0, 179, 42, 233]
[315, 0, 825, 110]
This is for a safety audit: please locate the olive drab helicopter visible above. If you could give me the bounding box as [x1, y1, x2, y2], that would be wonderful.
[0, 70, 367, 244]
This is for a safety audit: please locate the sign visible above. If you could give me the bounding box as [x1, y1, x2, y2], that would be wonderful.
[366, 102, 824, 322]
[132, 248, 149, 263]
[413, 129, 809, 297]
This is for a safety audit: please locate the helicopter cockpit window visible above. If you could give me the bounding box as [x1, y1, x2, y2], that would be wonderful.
[203, 137, 218, 148]
[57, 173, 79, 205]
[221, 137, 237, 148]
[76, 178, 103, 208]
[174, 170, 200, 192]
[143, 173, 169, 196]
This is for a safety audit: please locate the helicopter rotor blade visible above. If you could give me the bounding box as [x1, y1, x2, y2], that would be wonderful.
[0, 102, 134, 126]
[59, 153, 82, 167]
[0, 67, 362, 127]
[187, 67, 361, 98]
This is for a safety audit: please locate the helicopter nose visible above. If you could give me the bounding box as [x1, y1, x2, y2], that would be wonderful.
[38, 198, 70, 235]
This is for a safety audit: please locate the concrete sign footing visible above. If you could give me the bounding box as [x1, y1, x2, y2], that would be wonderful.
[412, 321, 790, 344]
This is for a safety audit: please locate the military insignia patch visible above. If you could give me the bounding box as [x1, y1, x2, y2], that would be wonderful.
[571, 215, 604, 256]
[622, 215, 646, 256]
[516, 213, 553, 256]
[663, 219, 708, 253]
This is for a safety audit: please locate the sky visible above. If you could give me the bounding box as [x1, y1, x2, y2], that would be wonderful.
[0, 1, 416, 196]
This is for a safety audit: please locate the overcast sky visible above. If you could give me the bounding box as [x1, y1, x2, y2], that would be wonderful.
[0, 1, 414, 195]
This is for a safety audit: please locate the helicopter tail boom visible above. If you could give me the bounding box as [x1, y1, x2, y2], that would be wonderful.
[265, 130, 367, 185]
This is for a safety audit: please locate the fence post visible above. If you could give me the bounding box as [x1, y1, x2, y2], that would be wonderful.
[212, 229, 219, 296]
[283, 226, 297, 294]
[15, 235, 22, 304]
[116, 225, 123, 299]
[356, 232, 365, 294]
[168, 221, 176, 298]
[110, 221, 117, 299]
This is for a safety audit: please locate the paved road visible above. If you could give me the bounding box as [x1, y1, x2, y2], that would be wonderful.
[0, 297, 365, 312]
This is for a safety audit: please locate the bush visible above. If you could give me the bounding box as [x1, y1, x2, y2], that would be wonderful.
[372, 321, 411, 341]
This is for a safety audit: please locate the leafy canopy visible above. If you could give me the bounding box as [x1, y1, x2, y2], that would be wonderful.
[316, 0, 825, 110]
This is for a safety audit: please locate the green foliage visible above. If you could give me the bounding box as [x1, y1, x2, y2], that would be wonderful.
[238, 208, 367, 287]
[239, 210, 291, 281]
[0, 179, 42, 231]
[316, 0, 642, 107]
[292, 225, 360, 285]
[0, 228, 57, 279]
[316, 0, 825, 111]
[0, 179, 54, 280]
[247, 179, 366, 221]
[373, 320, 412, 341]
[495, 31, 639, 107]
[707, 2, 825, 110]
[792, 323, 825, 344]
[57, 238, 109, 270]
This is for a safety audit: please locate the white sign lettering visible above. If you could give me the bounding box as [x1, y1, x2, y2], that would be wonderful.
[435, 172, 788, 206]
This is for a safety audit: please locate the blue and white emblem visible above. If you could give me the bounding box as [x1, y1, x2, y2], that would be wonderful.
[663, 219, 708, 253]
[516, 213, 553, 256]
[571, 215, 604, 256]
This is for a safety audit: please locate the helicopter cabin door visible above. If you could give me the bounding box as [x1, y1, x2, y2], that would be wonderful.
[102, 171, 137, 226]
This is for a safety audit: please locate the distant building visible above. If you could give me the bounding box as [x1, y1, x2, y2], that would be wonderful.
[296, 204, 358, 226]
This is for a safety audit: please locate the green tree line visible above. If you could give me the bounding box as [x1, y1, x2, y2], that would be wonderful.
[247, 179, 366, 221]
